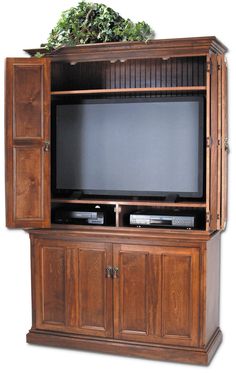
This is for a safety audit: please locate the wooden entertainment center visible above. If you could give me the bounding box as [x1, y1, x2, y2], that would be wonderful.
[5, 37, 228, 365]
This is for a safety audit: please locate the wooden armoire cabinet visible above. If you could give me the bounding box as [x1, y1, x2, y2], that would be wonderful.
[5, 37, 228, 365]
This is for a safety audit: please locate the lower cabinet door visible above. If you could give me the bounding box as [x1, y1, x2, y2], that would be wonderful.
[33, 238, 113, 337]
[113, 244, 200, 347]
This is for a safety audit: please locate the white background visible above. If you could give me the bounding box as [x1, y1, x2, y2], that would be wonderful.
[0, 0, 235, 371]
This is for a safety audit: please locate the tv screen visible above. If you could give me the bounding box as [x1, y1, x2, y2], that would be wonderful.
[54, 97, 204, 198]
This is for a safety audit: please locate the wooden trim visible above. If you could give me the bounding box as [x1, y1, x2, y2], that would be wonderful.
[26, 327, 223, 365]
[221, 57, 228, 230]
[209, 54, 218, 231]
[24, 36, 227, 62]
[217, 56, 222, 230]
[52, 198, 206, 208]
[205, 55, 211, 231]
[51, 86, 206, 95]
[28, 227, 216, 243]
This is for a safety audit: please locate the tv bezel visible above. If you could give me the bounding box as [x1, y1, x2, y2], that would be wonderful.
[51, 95, 205, 200]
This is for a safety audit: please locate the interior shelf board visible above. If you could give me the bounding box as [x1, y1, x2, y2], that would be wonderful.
[51, 86, 207, 96]
[51, 198, 206, 208]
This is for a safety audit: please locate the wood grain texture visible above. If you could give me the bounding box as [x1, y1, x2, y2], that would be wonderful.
[51, 86, 206, 95]
[13, 64, 43, 139]
[205, 235, 221, 344]
[113, 243, 199, 347]
[14, 146, 43, 220]
[209, 54, 218, 231]
[5, 58, 51, 228]
[221, 57, 228, 229]
[26, 327, 223, 365]
[24, 36, 227, 62]
[162, 255, 192, 337]
[33, 237, 113, 337]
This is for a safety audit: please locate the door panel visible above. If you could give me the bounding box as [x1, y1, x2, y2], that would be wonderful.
[118, 251, 148, 334]
[5, 58, 50, 228]
[33, 238, 113, 337]
[162, 254, 192, 337]
[113, 244, 199, 347]
[41, 246, 66, 325]
[13, 64, 44, 139]
[13, 146, 44, 220]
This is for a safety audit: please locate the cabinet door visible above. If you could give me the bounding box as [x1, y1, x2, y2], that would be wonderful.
[113, 244, 199, 347]
[33, 237, 113, 337]
[5, 58, 50, 228]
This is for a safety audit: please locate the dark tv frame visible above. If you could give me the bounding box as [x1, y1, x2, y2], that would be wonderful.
[51, 95, 205, 200]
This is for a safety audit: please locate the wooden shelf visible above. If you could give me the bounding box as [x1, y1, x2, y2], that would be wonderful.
[51, 198, 206, 208]
[51, 86, 207, 96]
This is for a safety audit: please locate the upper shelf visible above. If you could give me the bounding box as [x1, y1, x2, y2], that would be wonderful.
[51, 86, 207, 96]
[24, 36, 228, 63]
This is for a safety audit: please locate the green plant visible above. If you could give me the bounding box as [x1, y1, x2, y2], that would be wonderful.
[42, 1, 155, 50]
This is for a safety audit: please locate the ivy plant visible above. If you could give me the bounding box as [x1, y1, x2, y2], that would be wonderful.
[41, 1, 155, 51]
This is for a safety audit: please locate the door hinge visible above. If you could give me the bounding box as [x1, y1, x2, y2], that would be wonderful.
[43, 140, 50, 152]
[206, 137, 213, 148]
[207, 61, 213, 75]
[224, 137, 230, 153]
[206, 211, 211, 224]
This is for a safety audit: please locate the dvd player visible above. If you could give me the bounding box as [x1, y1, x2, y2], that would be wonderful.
[130, 211, 195, 229]
[53, 206, 105, 225]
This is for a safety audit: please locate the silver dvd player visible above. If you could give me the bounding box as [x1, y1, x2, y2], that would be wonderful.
[130, 213, 194, 228]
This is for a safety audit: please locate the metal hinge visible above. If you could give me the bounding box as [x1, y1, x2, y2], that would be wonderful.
[224, 137, 230, 153]
[43, 140, 50, 152]
[207, 61, 213, 75]
[206, 211, 211, 224]
[206, 137, 213, 148]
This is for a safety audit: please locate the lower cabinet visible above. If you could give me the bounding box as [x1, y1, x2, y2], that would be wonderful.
[32, 236, 200, 347]
[33, 239, 113, 337]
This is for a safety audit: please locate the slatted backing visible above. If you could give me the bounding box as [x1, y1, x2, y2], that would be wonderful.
[51, 57, 206, 92]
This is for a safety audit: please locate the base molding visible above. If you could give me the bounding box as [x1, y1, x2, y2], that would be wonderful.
[26, 328, 222, 365]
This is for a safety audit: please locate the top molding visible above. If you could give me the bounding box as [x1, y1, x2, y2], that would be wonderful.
[24, 36, 228, 63]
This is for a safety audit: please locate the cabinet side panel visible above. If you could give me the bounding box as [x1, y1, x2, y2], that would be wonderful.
[205, 235, 220, 343]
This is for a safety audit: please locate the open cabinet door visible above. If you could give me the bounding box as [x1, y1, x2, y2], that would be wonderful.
[221, 56, 228, 230]
[5, 58, 51, 228]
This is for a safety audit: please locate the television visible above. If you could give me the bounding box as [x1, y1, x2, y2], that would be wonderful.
[53, 96, 205, 199]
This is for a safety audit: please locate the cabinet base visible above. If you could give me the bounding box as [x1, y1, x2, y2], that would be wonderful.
[26, 328, 222, 365]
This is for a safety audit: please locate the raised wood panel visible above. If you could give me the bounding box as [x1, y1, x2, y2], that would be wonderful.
[13, 65, 43, 139]
[33, 238, 113, 337]
[13, 146, 43, 220]
[78, 248, 110, 331]
[113, 244, 199, 346]
[161, 249, 200, 346]
[162, 255, 191, 337]
[119, 251, 148, 334]
[5, 58, 50, 228]
[41, 247, 66, 324]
